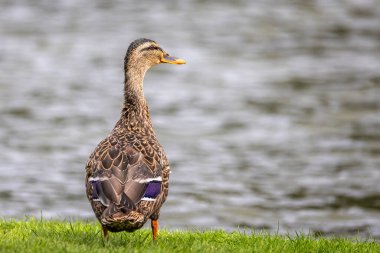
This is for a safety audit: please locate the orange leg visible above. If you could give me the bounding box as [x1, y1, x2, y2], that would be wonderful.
[151, 219, 158, 240]
[102, 225, 109, 241]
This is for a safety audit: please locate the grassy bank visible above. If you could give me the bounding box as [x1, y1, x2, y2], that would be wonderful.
[0, 218, 378, 253]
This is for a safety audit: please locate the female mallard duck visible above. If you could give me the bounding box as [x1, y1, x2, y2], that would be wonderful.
[85, 38, 185, 241]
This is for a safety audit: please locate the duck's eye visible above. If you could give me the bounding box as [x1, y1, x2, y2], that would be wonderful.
[141, 46, 163, 52]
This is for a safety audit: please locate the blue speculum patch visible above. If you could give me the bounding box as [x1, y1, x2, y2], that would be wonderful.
[143, 181, 161, 199]
[91, 181, 99, 200]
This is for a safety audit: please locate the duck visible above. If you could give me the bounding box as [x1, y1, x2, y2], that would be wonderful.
[85, 38, 185, 241]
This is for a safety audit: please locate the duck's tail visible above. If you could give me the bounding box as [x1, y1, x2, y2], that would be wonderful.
[100, 194, 146, 232]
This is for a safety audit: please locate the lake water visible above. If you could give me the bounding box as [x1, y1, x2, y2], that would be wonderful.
[1, 0, 379, 240]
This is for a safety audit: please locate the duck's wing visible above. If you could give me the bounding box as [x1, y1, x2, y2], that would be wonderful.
[86, 137, 162, 218]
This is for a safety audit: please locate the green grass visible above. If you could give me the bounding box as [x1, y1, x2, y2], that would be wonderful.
[0, 218, 378, 253]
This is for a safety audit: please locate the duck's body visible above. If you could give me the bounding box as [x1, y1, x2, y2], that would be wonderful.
[85, 38, 185, 240]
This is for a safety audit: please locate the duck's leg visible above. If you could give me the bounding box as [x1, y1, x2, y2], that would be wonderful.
[151, 219, 158, 240]
[101, 225, 109, 241]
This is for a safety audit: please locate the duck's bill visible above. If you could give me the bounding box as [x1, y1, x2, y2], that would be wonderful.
[161, 54, 186, 64]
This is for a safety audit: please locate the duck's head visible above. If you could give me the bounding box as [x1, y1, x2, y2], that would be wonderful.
[124, 38, 186, 74]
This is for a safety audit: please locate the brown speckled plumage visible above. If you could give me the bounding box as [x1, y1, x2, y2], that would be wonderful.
[85, 38, 185, 240]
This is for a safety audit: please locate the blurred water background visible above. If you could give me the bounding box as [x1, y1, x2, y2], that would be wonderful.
[0, 0, 380, 240]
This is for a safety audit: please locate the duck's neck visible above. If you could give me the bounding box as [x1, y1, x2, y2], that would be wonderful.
[120, 66, 152, 129]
